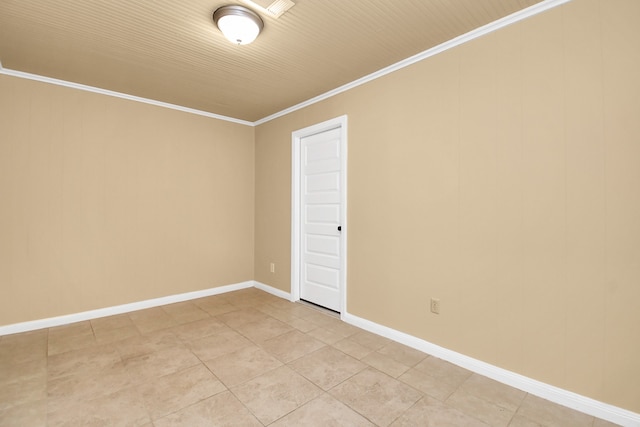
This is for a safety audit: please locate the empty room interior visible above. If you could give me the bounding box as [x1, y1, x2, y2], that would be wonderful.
[0, 0, 639, 426]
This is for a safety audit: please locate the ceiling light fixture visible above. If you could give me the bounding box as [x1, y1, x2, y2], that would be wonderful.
[213, 5, 264, 45]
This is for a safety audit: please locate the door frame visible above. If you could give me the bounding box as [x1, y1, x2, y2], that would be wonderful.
[291, 115, 348, 315]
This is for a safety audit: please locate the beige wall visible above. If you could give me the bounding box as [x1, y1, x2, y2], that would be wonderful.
[0, 74, 255, 326]
[254, 0, 640, 413]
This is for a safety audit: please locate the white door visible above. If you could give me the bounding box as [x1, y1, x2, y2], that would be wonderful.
[299, 127, 343, 311]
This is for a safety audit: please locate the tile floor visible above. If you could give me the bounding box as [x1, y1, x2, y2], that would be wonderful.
[0, 288, 620, 426]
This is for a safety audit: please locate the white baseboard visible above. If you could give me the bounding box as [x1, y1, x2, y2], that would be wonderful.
[342, 312, 640, 427]
[0, 281, 254, 336]
[252, 280, 292, 301]
[0, 280, 291, 337]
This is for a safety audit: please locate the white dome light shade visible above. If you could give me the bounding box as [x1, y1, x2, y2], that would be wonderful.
[217, 14, 260, 44]
[213, 5, 264, 45]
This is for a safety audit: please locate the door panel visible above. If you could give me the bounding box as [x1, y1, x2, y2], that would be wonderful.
[306, 234, 340, 256]
[305, 172, 340, 193]
[300, 127, 342, 311]
[306, 205, 340, 223]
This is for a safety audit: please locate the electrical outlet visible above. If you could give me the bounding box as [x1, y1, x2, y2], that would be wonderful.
[430, 298, 440, 314]
[270, 262, 275, 273]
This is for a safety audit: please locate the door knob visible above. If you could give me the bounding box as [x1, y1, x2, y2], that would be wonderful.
[337, 226, 342, 231]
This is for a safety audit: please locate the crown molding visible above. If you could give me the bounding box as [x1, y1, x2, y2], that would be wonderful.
[0, 67, 254, 127]
[1, 0, 570, 127]
[254, 0, 571, 125]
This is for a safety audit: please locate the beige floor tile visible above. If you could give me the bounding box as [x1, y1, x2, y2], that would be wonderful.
[1, 329, 47, 343]
[215, 307, 270, 328]
[137, 364, 226, 420]
[90, 314, 134, 332]
[0, 375, 46, 411]
[362, 351, 411, 378]
[221, 293, 248, 306]
[257, 305, 298, 322]
[188, 329, 253, 361]
[47, 361, 132, 404]
[224, 287, 262, 300]
[0, 399, 46, 427]
[323, 318, 361, 338]
[271, 393, 375, 426]
[47, 323, 96, 355]
[47, 331, 96, 356]
[390, 396, 491, 426]
[377, 341, 428, 367]
[153, 391, 262, 427]
[231, 365, 322, 425]
[446, 388, 515, 427]
[515, 394, 595, 427]
[267, 298, 298, 311]
[413, 356, 473, 387]
[129, 307, 178, 334]
[297, 303, 339, 318]
[161, 301, 210, 324]
[48, 344, 122, 380]
[204, 344, 282, 387]
[333, 337, 375, 360]
[114, 329, 182, 360]
[286, 316, 318, 332]
[398, 367, 460, 401]
[290, 346, 366, 390]
[330, 367, 422, 427]
[0, 358, 46, 387]
[460, 373, 526, 412]
[93, 324, 140, 345]
[193, 299, 238, 316]
[261, 329, 326, 363]
[251, 292, 281, 303]
[283, 303, 320, 318]
[0, 333, 31, 352]
[170, 317, 230, 342]
[192, 294, 228, 306]
[123, 346, 201, 383]
[508, 414, 544, 426]
[303, 310, 337, 327]
[234, 316, 293, 343]
[0, 330, 48, 366]
[307, 326, 346, 345]
[263, 295, 288, 306]
[228, 297, 265, 309]
[47, 386, 150, 427]
[49, 321, 93, 339]
[349, 330, 392, 351]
